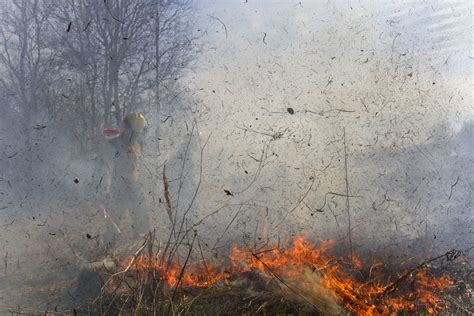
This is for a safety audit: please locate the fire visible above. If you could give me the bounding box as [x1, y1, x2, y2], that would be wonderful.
[119, 236, 455, 314]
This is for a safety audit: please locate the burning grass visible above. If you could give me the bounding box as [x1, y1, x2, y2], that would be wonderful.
[95, 233, 470, 315]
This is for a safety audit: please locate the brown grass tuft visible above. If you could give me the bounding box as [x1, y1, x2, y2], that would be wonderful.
[283, 267, 343, 315]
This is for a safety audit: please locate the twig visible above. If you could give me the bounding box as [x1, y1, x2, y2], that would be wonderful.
[173, 132, 211, 244]
[213, 206, 243, 250]
[109, 239, 148, 279]
[237, 125, 274, 138]
[3, 251, 7, 274]
[379, 249, 461, 297]
[197, 236, 212, 284]
[161, 125, 206, 292]
[103, 0, 125, 24]
[343, 128, 353, 259]
[273, 175, 316, 228]
[102, 206, 121, 233]
[162, 164, 173, 223]
[315, 191, 363, 212]
[390, 33, 401, 62]
[207, 15, 228, 39]
[165, 131, 211, 281]
[100, 238, 149, 298]
[448, 176, 460, 200]
[170, 231, 197, 302]
[237, 125, 287, 141]
[235, 141, 270, 194]
[360, 98, 368, 112]
[173, 124, 195, 229]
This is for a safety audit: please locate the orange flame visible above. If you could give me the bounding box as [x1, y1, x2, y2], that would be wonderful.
[120, 236, 455, 314]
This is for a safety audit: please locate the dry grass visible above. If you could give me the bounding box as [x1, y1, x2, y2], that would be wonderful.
[83, 232, 472, 316]
[78, 232, 330, 315]
[0, 238, 472, 315]
[282, 268, 343, 315]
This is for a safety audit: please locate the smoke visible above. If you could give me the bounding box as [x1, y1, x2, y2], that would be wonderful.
[0, 0, 472, 312]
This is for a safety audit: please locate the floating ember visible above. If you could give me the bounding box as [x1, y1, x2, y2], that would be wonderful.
[115, 236, 459, 314]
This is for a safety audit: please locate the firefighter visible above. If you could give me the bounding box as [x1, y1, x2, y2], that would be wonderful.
[100, 112, 148, 245]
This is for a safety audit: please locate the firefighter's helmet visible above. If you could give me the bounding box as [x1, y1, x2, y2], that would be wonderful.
[125, 112, 148, 133]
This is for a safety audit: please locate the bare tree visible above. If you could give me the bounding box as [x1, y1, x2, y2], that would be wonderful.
[45, 0, 196, 146]
[151, 0, 195, 127]
[46, 0, 147, 138]
[0, 0, 51, 124]
[0, 0, 60, 194]
[0, 0, 196, 210]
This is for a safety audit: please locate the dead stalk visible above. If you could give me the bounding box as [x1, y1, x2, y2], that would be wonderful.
[343, 127, 353, 260]
[163, 164, 173, 223]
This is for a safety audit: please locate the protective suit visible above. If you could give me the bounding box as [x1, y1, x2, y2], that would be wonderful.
[99, 112, 148, 245]
[121, 112, 147, 181]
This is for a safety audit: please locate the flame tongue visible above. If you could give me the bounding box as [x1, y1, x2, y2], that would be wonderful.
[119, 236, 455, 314]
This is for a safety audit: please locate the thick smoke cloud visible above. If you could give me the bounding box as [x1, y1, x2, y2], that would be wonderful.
[0, 0, 472, 311]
